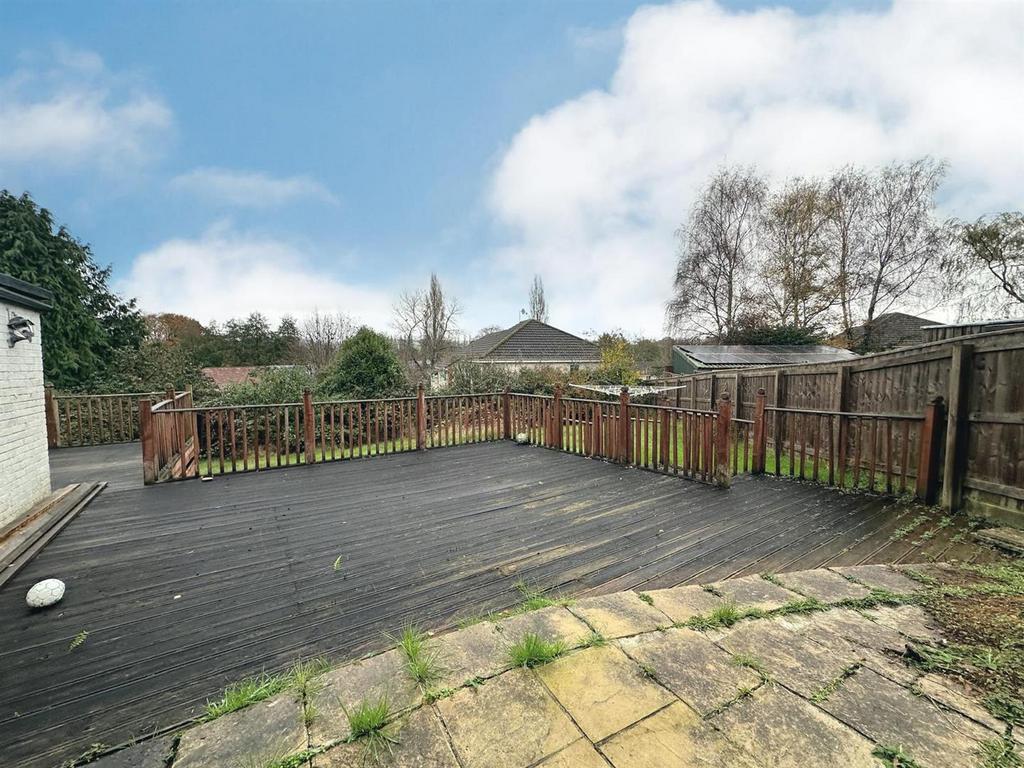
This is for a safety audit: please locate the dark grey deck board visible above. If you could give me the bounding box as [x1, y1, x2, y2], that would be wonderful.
[0, 441, 998, 767]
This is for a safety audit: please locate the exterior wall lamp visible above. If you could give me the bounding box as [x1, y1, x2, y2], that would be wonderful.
[7, 312, 35, 346]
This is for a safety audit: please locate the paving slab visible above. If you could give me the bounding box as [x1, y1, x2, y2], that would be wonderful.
[641, 585, 726, 624]
[600, 701, 757, 768]
[496, 606, 592, 648]
[313, 705, 459, 767]
[432, 621, 510, 689]
[800, 607, 908, 654]
[568, 592, 670, 638]
[308, 649, 422, 744]
[716, 619, 863, 699]
[87, 736, 175, 768]
[863, 604, 943, 643]
[707, 575, 802, 611]
[830, 564, 922, 594]
[536, 645, 674, 742]
[915, 673, 1006, 734]
[618, 627, 760, 714]
[174, 693, 306, 768]
[819, 666, 993, 768]
[775, 569, 872, 602]
[436, 668, 579, 768]
[536, 738, 608, 768]
[710, 684, 878, 768]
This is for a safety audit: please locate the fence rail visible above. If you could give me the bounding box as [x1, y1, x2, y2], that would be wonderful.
[45, 386, 175, 448]
[137, 382, 946, 503]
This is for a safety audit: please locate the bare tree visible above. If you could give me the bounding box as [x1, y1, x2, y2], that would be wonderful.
[942, 212, 1024, 319]
[299, 309, 353, 369]
[667, 166, 767, 339]
[393, 273, 461, 377]
[757, 178, 837, 329]
[528, 275, 549, 323]
[857, 158, 946, 348]
[823, 166, 871, 339]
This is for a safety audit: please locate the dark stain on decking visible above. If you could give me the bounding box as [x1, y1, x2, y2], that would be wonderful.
[1, 441, 1000, 767]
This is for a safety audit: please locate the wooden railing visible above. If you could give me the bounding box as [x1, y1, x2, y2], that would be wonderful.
[45, 386, 173, 448]
[750, 389, 945, 503]
[508, 389, 736, 485]
[137, 383, 945, 503]
[140, 386, 507, 483]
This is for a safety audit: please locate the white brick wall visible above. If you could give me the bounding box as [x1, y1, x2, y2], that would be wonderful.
[0, 302, 50, 528]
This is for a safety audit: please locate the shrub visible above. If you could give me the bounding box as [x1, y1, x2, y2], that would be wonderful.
[319, 327, 407, 399]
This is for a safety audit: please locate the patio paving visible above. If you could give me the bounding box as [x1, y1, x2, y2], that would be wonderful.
[87, 563, 1016, 768]
[0, 441, 1006, 766]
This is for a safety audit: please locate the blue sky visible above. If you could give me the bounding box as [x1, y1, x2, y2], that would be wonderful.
[1, 0, 1020, 336]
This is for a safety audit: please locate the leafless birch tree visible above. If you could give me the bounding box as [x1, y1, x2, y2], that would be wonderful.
[528, 275, 549, 323]
[393, 273, 461, 377]
[667, 166, 767, 339]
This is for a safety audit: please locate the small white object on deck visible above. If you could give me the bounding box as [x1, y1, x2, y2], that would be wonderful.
[515, 433, 529, 445]
[26, 578, 65, 608]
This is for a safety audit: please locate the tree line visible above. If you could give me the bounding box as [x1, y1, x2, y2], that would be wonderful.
[668, 159, 1023, 350]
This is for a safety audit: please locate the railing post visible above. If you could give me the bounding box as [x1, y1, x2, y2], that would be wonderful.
[618, 386, 630, 463]
[942, 344, 972, 511]
[502, 388, 511, 439]
[416, 383, 427, 450]
[302, 389, 315, 463]
[165, 384, 175, 402]
[140, 399, 156, 484]
[44, 384, 60, 448]
[916, 396, 946, 504]
[553, 386, 563, 449]
[751, 388, 767, 475]
[714, 392, 732, 488]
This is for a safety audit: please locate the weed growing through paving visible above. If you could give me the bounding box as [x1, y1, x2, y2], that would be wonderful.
[332, 555, 343, 572]
[343, 696, 398, 762]
[580, 631, 607, 648]
[68, 630, 89, 652]
[637, 592, 654, 606]
[889, 515, 929, 542]
[205, 672, 289, 719]
[979, 737, 1023, 768]
[729, 653, 773, 685]
[873, 744, 923, 767]
[508, 633, 566, 668]
[204, 658, 327, 721]
[810, 663, 861, 703]
[682, 602, 763, 630]
[394, 626, 442, 687]
[514, 580, 574, 612]
[637, 662, 658, 680]
[423, 686, 457, 703]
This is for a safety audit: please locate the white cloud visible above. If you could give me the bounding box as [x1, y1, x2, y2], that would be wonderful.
[0, 46, 172, 173]
[118, 225, 392, 329]
[485, 0, 1024, 336]
[169, 167, 338, 208]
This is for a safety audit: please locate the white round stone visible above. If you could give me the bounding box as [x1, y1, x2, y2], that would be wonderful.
[26, 578, 65, 608]
[515, 433, 530, 445]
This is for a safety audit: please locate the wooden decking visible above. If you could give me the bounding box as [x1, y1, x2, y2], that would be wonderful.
[1, 441, 1001, 767]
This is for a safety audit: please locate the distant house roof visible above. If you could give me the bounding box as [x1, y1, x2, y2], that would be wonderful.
[838, 312, 937, 350]
[673, 344, 858, 371]
[463, 320, 600, 363]
[202, 365, 299, 388]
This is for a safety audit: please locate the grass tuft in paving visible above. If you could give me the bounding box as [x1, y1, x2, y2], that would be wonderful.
[508, 632, 567, 668]
[394, 625, 443, 687]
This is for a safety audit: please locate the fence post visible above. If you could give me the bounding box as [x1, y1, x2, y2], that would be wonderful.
[302, 389, 315, 464]
[553, 386, 563, 449]
[416, 383, 427, 450]
[44, 384, 60, 448]
[751, 388, 767, 475]
[916, 396, 946, 504]
[714, 392, 732, 488]
[140, 399, 156, 485]
[942, 344, 972, 511]
[618, 386, 630, 463]
[165, 384, 175, 402]
[502, 388, 511, 439]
